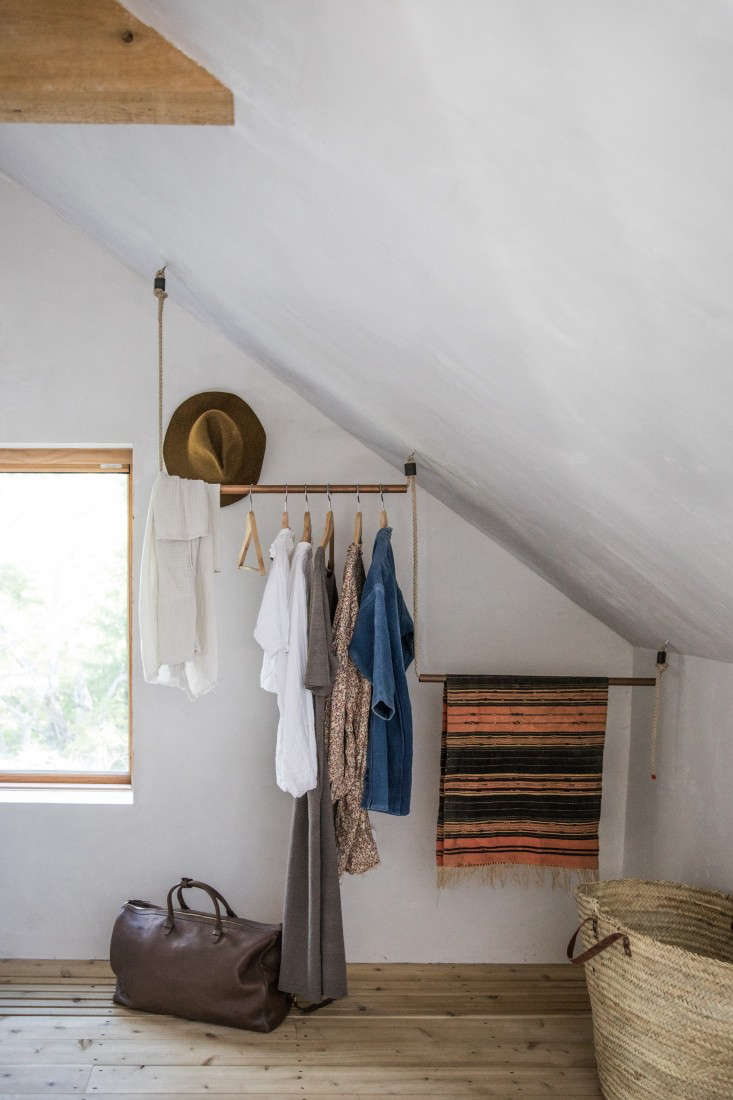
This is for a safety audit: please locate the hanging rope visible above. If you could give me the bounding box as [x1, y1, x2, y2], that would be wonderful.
[153, 267, 168, 471]
[405, 452, 419, 678]
[649, 643, 670, 780]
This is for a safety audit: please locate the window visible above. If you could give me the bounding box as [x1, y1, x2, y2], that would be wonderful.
[0, 449, 132, 784]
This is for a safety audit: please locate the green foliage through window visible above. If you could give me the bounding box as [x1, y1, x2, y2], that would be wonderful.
[0, 472, 129, 775]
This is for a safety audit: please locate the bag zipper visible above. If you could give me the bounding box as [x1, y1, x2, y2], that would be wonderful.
[126, 900, 280, 933]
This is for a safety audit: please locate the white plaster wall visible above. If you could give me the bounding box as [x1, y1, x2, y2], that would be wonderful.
[4, 0, 733, 661]
[624, 648, 733, 891]
[0, 176, 633, 961]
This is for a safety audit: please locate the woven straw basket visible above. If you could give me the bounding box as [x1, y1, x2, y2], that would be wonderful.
[569, 879, 733, 1099]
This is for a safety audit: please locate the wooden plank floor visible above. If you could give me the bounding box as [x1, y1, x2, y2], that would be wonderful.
[0, 960, 601, 1098]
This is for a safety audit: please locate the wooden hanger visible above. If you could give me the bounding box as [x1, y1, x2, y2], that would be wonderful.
[301, 486, 312, 543]
[237, 492, 266, 574]
[353, 485, 363, 545]
[320, 486, 335, 570]
[378, 484, 388, 529]
[281, 485, 289, 529]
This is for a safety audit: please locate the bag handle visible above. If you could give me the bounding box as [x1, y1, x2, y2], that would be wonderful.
[164, 878, 227, 941]
[567, 914, 632, 965]
[175, 878, 237, 918]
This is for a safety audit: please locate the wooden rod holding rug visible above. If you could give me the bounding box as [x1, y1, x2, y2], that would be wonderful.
[418, 674, 656, 687]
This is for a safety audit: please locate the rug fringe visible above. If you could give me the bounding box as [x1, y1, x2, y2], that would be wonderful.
[436, 864, 599, 890]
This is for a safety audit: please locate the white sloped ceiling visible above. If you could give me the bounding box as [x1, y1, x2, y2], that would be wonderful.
[1, 0, 732, 658]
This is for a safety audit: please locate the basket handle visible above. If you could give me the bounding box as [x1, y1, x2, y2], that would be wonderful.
[567, 915, 632, 964]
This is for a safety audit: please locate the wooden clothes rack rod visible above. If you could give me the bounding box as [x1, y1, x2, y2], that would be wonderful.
[219, 461, 654, 689]
[418, 674, 656, 687]
[221, 483, 408, 495]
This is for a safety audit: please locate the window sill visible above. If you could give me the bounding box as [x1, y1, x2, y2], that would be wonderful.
[0, 783, 134, 805]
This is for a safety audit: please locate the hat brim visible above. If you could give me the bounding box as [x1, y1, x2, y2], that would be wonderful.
[163, 391, 266, 507]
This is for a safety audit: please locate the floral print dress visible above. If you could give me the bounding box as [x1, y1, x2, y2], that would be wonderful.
[326, 543, 380, 874]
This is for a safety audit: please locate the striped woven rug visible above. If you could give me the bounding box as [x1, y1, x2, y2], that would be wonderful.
[437, 676, 609, 886]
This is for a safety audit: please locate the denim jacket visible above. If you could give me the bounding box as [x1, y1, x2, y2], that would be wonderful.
[349, 527, 414, 815]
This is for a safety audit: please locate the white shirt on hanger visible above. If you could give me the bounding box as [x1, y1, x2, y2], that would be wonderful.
[254, 532, 316, 796]
[279, 541, 317, 797]
[254, 525, 294, 706]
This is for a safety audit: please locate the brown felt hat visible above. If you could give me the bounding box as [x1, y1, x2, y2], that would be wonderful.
[163, 392, 266, 507]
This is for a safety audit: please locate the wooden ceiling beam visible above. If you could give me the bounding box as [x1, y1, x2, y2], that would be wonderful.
[0, 0, 233, 124]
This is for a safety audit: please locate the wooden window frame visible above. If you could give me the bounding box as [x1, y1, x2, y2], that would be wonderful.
[0, 448, 133, 786]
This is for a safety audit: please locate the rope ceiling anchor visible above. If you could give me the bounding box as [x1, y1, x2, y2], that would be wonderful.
[153, 266, 168, 473]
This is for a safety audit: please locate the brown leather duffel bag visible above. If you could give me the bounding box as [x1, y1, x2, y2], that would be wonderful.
[110, 877, 290, 1032]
